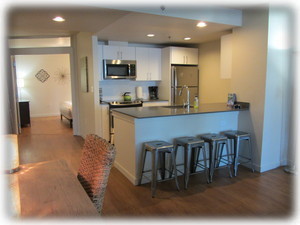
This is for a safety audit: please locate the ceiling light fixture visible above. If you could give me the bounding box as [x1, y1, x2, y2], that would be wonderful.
[53, 16, 65, 22]
[197, 21, 207, 27]
[147, 34, 155, 37]
[184, 37, 191, 41]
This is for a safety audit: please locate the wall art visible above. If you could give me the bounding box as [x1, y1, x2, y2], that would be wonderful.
[35, 69, 50, 83]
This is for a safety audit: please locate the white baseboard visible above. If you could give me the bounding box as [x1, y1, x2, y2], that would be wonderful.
[113, 161, 137, 185]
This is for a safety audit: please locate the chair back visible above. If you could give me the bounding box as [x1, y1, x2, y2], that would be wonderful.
[77, 134, 116, 214]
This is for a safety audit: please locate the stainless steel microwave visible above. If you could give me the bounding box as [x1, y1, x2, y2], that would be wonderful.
[103, 59, 136, 80]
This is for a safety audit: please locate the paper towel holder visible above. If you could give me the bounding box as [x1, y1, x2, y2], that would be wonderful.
[136, 86, 143, 100]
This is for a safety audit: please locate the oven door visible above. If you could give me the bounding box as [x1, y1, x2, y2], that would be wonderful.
[103, 60, 136, 79]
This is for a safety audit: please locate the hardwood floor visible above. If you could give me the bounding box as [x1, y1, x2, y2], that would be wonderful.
[18, 116, 295, 218]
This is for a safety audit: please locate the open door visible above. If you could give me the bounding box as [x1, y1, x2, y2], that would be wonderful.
[6, 55, 21, 134]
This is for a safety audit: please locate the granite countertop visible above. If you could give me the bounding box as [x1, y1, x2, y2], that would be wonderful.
[111, 102, 249, 119]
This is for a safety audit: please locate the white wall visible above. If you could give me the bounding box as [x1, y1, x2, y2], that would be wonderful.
[74, 32, 96, 138]
[198, 40, 231, 103]
[100, 80, 159, 101]
[231, 8, 269, 171]
[261, 7, 294, 171]
[15, 54, 71, 117]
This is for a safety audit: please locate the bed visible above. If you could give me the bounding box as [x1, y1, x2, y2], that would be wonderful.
[60, 101, 73, 128]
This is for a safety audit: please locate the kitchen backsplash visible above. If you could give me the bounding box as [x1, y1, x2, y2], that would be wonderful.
[99, 80, 159, 101]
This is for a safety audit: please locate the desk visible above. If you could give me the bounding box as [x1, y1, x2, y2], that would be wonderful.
[8, 159, 99, 217]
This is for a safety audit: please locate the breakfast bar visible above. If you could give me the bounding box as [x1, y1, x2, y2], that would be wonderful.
[111, 103, 249, 185]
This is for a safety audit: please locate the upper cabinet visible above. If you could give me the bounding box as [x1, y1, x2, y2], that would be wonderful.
[103, 45, 136, 60]
[136, 47, 161, 81]
[220, 34, 232, 79]
[170, 47, 198, 65]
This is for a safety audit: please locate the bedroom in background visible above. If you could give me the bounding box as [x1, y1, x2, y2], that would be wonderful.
[15, 54, 72, 130]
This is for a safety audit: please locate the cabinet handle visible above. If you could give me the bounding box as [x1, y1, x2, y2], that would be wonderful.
[186, 56, 188, 64]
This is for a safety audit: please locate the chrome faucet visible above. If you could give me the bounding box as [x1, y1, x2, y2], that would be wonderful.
[179, 85, 190, 108]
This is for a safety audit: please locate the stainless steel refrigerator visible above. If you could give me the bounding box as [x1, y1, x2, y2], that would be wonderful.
[171, 65, 199, 105]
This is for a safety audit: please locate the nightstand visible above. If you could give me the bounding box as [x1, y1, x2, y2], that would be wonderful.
[19, 101, 31, 127]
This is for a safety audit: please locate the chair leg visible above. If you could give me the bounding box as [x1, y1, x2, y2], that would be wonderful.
[216, 143, 224, 168]
[184, 144, 192, 189]
[138, 148, 147, 185]
[151, 150, 159, 198]
[233, 137, 241, 177]
[192, 147, 200, 173]
[202, 145, 210, 184]
[225, 140, 232, 178]
[171, 150, 180, 191]
[209, 142, 216, 183]
[159, 152, 166, 180]
[248, 137, 255, 173]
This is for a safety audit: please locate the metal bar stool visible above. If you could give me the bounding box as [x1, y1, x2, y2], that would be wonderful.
[199, 133, 232, 183]
[223, 131, 255, 176]
[137, 141, 180, 197]
[174, 136, 209, 189]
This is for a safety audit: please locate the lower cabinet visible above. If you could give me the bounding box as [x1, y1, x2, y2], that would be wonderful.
[100, 104, 110, 141]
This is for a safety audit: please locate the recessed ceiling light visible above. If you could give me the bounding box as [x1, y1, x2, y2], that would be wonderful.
[184, 37, 191, 41]
[147, 34, 155, 37]
[197, 21, 207, 27]
[53, 16, 65, 22]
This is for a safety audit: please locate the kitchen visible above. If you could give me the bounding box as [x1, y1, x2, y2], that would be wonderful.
[5, 2, 296, 218]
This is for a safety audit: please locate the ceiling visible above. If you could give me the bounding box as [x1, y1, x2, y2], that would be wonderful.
[8, 6, 239, 45]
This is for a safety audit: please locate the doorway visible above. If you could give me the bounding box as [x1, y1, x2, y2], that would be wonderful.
[15, 54, 72, 131]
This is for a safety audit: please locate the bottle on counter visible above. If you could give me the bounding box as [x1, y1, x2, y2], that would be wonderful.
[193, 95, 199, 108]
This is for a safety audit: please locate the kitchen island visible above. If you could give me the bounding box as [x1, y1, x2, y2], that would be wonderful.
[111, 103, 249, 185]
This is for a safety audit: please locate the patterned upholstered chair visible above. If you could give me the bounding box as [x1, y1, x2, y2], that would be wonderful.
[77, 134, 116, 214]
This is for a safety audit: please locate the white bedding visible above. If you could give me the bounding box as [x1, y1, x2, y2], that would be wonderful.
[60, 101, 72, 119]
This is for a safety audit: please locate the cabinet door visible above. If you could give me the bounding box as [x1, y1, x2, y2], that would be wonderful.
[170, 47, 198, 65]
[103, 46, 119, 59]
[170, 47, 185, 64]
[135, 47, 149, 81]
[119, 46, 136, 60]
[100, 104, 110, 141]
[185, 48, 198, 65]
[148, 48, 161, 80]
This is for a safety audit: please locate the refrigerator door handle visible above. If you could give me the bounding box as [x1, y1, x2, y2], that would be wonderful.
[174, 67, 177, 88]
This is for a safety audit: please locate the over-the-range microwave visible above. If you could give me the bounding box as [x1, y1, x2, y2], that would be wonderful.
[103, 59, 136, 80]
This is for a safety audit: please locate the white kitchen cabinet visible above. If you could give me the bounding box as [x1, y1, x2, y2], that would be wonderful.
[103, 45, 136, 60]
[100, 104, 110, 141]
[136, 47, 161, 81]
[170, 47, 198, 65]
[142, 101, 169, 107]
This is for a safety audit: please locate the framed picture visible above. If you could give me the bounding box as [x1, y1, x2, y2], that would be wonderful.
[80, 56, 89, 92]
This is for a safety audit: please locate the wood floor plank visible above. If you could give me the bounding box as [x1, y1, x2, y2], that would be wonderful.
[18, 116, 295, 218]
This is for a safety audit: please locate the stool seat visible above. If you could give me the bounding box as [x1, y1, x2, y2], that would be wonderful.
[223, 131, 249, 138]
[201, 134, 228, 141]
[144, 141, 174, 150]
[138, 140, 180, 197]
[175, 136, 205, 146]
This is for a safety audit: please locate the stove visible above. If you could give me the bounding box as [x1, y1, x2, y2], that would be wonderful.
[108, 100, 143, 108]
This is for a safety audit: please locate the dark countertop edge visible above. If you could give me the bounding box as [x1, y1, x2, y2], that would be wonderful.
[100, 99, 168, 104]
[112, 107, 248, 119]
[142, 99, 169, 102]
